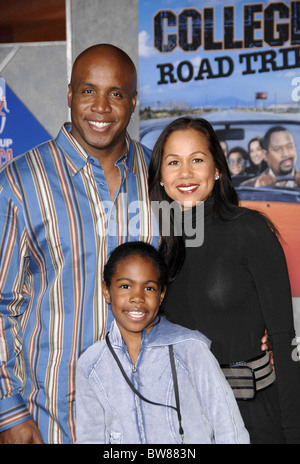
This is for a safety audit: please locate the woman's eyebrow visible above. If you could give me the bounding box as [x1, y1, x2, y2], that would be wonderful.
[164, 151, 208, 158]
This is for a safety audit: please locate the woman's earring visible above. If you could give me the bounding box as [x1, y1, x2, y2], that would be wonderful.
[215, 175, 220, 180]
[160, 182, 164, 186]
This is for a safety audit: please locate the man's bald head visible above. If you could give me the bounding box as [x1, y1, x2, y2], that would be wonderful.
[70, 44, 137, 93]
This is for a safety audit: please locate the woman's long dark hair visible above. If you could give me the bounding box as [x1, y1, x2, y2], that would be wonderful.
[148, 116, 278, 281]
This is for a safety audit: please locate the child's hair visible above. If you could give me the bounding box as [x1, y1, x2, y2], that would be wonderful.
[103, 241, 167, 289]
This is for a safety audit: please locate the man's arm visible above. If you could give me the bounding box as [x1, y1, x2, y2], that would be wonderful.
[0, 419, 43, 444]
[294, 171, 300, 187]
[0, 171, 32, 434]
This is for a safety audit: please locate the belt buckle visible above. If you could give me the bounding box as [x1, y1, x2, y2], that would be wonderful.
[222, 364, 256, 400]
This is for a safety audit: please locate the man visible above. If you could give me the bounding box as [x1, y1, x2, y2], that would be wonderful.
[242, 126, 300, 188]
[0, 44, 158, 444]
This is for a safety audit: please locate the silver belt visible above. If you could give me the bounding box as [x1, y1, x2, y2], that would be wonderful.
[221, 352, 275, 400]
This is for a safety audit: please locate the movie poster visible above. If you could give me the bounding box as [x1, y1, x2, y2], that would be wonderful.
[138, 0, 300, 299]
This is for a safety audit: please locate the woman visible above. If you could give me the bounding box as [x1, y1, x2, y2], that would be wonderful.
[245, 136, 268, 176]
[148, 116, 300, 443]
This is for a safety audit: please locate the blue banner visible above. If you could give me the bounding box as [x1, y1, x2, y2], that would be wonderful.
[0, 78, 51, 168]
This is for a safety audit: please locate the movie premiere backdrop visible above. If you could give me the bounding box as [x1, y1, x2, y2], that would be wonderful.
[0, 78, 51, 167]
[138, 0, 300, 299]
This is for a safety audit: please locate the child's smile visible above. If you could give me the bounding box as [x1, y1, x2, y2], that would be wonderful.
[124, 310, 147, 320]
[102, 254, 166, 341]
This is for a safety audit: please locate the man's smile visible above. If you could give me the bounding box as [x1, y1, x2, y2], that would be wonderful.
[87, 120, 112, 130]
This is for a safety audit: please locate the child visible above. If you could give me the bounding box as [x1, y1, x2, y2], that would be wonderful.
[75, 242, 249, 444]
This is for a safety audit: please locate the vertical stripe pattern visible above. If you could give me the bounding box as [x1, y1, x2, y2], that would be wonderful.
[0, 124, 159, 443]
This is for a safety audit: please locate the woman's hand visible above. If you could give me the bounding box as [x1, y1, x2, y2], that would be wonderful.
[261, 329, 274, 368]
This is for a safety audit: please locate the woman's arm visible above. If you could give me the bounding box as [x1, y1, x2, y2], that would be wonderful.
[242, 212, 300, 443]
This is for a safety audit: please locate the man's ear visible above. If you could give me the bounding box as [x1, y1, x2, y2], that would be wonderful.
[102, 280, 111, 304]
[67, 84, 72, 109]
[131, 90, 138, 113]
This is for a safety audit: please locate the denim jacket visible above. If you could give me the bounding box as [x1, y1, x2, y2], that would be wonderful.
[75, 317, 249, 444]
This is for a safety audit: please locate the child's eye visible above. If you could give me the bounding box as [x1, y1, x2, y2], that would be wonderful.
[145, 286, 156, 291]
[120, 284, 130, 289]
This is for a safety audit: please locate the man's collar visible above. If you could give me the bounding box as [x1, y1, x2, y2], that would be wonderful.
[56, 123, 134, 175]
[268, 167, 295, 178]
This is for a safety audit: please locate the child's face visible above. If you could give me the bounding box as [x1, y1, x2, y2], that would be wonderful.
[102, 255, 166, 339]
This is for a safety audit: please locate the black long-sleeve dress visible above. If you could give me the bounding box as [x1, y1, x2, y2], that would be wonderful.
[162, 200, 300, 443]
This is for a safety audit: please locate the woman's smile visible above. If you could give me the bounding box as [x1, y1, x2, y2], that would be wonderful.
[176, 183, 200, 194]
[160, 128, 219, 208]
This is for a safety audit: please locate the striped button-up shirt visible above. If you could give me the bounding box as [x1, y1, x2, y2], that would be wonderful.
[0, 123, 159, 443]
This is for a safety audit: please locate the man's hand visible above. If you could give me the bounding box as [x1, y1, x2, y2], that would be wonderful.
[254, 174, 276, 187]
[0, 419, 43, 444]
[294, 171, 300, 187]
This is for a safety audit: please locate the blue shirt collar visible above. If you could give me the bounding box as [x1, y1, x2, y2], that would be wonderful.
[107, 316, 211, 350]
[56, 123, 135, 176]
